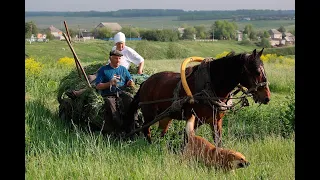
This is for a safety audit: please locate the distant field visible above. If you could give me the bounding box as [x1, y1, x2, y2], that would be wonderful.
[25, 16, 295, 32]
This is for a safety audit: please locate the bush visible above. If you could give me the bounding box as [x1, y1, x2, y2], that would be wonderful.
[259, 38, 271, 48]
[279, 89, 295, 137]
[239, 39, 254, 46]
[264, 46, 295, 56]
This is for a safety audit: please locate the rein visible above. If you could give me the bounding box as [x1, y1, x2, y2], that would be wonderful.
[138, 86, 252, 111]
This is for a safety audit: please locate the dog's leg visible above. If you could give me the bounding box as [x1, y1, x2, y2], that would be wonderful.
[185, 114, 196, 137]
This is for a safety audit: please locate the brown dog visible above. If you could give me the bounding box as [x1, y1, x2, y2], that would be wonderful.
[183, 135, 250, 171]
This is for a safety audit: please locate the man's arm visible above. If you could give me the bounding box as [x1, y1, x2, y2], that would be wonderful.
[96, 81, 113, 90]
[127, 47, 145, 74]
[137, 61, 144, 74]
[95, 67, 116, 90]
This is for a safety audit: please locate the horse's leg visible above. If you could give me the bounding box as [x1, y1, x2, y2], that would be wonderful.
[158, 118, 172, 137]
[142, 126, 152, 144]
[216, 118, 223, 147]
[209, 113, 225, 147]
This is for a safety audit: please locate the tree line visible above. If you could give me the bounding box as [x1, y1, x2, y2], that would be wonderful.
[26, 20, 295, 48]
[26, 9, 294, 20]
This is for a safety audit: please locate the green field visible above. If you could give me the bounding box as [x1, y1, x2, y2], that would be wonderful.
[25, 16, 295, 32]
[25, 39, 295, 179]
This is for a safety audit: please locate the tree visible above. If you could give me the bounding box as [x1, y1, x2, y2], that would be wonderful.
[259, 38, 271, 48]
[263, 31, 270, 38]
[43, 29, 55, 40]
[194, 25, 207, 39]
[25, 21, 38, 38]
[118, 26, 140, 38]
[243, 24, 257, 40]
[212, 20, 237, 40]
[182, 27, 196, 40]
[94, 27, 112, 39]
[249, 30, 257, 41]
[278, 26, 286, 33]
[288, 29, 295, 36]
[243, 24, 253, 37]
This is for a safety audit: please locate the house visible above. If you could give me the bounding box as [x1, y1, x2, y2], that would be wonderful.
[268, 29, 282, 39]
[236, 30, 243, 41]
[283, 32, 295, 45]
[177, 27, 185, 37]
[268, 28, 295, 47]
[48, 25, 65, 40]
[95, 22, 122, 32]
[268, 29, 284, 47]
[75, 29, 95, 41]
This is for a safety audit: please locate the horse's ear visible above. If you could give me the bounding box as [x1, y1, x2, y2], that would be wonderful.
[257, 48, 264, 57]
[251, 49, 257, 59]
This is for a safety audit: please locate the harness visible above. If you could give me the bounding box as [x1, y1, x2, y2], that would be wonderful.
[126, 58, 252, 139]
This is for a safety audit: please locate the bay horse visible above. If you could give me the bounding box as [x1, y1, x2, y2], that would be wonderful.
[124, 48, 270, 147]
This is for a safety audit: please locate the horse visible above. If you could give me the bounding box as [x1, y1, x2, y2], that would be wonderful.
[124, 48, 270, 147]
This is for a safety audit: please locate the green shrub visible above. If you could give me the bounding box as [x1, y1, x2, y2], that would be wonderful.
[264, 46, 295, 56]
[279, 89, 295, 137]
[239, 39, 254, 46]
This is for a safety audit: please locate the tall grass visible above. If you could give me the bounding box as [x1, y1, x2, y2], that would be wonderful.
[25, 40, 295, 179]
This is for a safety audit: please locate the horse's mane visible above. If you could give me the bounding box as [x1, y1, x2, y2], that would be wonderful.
[186, 51, 239, 76]
[187, 51, 262, 76]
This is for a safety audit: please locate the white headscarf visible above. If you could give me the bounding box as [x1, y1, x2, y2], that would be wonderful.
[114, 32, 126, 44]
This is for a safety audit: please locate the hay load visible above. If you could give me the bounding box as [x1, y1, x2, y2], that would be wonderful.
[57, 62, 149, 135]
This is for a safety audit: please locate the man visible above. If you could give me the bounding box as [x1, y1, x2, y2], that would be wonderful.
[96, 49, 134, 96]
[111, 32, 145, 74]
[95, 49, 135, 131]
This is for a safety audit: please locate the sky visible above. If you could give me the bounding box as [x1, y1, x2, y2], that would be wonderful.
[25, 0, 295, 12]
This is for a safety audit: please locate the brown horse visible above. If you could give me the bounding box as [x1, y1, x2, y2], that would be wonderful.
[124, 48, 270, 147]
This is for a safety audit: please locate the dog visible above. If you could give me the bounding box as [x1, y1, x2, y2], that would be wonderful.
[183, 134, 250, 172]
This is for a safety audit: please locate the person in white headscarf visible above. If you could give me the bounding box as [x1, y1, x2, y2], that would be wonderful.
[110, 32, 145, 74]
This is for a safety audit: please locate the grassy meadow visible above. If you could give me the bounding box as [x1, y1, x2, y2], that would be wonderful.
[25, 39, 295, 179]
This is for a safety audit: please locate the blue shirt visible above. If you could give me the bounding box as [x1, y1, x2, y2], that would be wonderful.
[95, 64, 132, 96]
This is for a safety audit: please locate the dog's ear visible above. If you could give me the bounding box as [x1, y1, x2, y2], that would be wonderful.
[227, 153, 236, 161]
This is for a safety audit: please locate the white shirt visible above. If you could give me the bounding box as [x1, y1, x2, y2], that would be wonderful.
[110, 46, 144, 70]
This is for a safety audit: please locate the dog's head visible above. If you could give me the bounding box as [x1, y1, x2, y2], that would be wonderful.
[227, 151, 250, 169]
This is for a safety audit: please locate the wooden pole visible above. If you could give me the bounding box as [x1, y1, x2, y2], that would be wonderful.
[63, 32, 92, 88]
[63, 21, 72, 44]
[63, 21, 82, 78]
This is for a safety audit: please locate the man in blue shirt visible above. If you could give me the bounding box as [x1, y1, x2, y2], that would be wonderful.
[95, 50, 134, 96]
[94, 50, 135, 131]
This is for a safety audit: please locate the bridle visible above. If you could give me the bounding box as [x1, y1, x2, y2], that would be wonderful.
[242, 57, 269, 95]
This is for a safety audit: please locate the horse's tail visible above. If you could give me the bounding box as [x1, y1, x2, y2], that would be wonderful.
[123, 82, 143, 135]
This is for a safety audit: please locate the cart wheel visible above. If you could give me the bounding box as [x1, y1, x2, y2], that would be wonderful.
[59, 98, 74, 122]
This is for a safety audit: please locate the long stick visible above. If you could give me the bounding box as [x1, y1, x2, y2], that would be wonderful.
[63, 21, 72, 45]
[63, 32, 92, 88]
[63, 21, 82, 78]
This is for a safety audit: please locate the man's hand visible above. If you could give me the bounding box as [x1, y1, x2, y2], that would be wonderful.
[110, 78, 118, 86]
[127, 80, 135, 87]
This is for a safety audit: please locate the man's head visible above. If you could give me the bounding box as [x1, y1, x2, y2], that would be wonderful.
[109, 50, 123, 68]
[114, 32, 126, 51]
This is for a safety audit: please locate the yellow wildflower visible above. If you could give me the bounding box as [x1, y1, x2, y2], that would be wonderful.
[215, 51, 231, 59]
[58, 57, 75, 67]
[25, 57, 42, 77]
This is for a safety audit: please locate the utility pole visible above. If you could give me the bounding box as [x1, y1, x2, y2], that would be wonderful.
[212, 28, 214, 41]
[30, 24, 32, 44]
[130, 24, 131, 40]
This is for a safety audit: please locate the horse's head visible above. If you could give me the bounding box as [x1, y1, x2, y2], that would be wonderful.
[240, 48, 271, 104]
